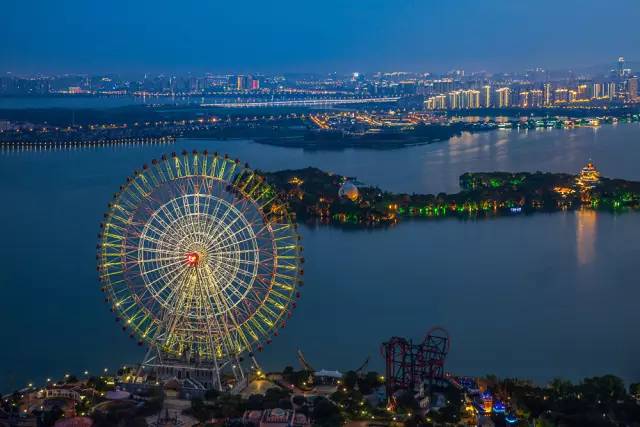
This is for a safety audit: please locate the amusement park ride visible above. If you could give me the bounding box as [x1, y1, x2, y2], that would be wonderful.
[381, 327, 450, 408]
[97, 150, 303, 391]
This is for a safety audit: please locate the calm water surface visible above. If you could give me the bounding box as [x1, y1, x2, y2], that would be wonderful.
[1, 125, 640, 390]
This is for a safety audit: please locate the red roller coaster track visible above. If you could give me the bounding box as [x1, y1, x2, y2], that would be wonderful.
[380, 326, 450, 399]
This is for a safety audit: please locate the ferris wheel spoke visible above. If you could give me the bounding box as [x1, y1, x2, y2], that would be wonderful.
[212, 221, 272, 254]
[196, 267, 243, 358]
[138, 265, 189, 296]
[210, 256, 261, 277]
[148, 266, 191, 310]
[201, 265, 255, 350]
[206, 202, 242, 249]
[207, 262, 260, 310]
[129, 245, 185, 259]
[160, 272, 195, 350]
[182, 193, 202, 241]
[205, 189, 259, 250]
[206, 261, 249, 298]
[210, 232, 261, 255]
[138, 257, 187, 277]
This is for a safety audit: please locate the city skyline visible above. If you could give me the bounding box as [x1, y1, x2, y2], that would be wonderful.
[3, 0, 640, 74]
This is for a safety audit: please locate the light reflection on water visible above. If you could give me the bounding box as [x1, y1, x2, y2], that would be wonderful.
[576, 209, 597, 266]
[1, 125, 640, 389]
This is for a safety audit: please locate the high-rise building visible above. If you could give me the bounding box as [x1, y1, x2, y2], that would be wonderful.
[577, 84, 588, 100]
[592, 83, 604, 99]
[466, 90, 480, 108]
[496, 87, 511, 108]
[448, 90, 461, 109]
[543, 83, 553, 106]
[607, 82, 617, 99]
[618, 57, 625, 77]
[628, 77, 639, 101]
[446, 90, 481, 109]
[424, 95, 447, 110]
[236, 75, 249, 90]
[554, 88, 569, 103]
[568, 90, 578, 103]
[530, 89, 544, 107]
[482, 85, 492, 107]
[519, 91, 530, 108]
[433, 78, 454, 94]
[228, 75, 237, 89]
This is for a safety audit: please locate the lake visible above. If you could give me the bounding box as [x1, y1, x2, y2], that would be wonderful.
[1, 124, 639, 391]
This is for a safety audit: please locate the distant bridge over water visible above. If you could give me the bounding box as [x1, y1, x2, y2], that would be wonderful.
[200, 96, 401, 108]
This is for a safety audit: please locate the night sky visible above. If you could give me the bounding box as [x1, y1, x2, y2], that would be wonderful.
[2, 0, 639, 74]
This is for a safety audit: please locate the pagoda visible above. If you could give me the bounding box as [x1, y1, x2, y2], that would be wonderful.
[576, 160, 601, 191]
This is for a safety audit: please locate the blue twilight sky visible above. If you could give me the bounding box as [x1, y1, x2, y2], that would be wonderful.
[2, 0, 639, 75]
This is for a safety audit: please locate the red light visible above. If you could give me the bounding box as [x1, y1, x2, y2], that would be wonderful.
[186, 252, 199, 267]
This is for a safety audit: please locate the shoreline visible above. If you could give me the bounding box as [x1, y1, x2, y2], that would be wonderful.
[264, 166, 640, 228]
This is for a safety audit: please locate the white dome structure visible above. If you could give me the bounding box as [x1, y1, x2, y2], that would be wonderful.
[338, 181, 359, 201]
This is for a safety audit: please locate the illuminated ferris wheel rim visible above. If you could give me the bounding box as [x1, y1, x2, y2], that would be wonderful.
[97, 150, 303, 364]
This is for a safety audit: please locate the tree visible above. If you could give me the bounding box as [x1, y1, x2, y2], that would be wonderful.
[629, 383, 640, 399]
[292, 395, 306, 407]
[580, 375, 626, 403]
[549, 377, 573, 399]
[123, 418, 148, 427]
[189, 398, 211, 422]
[41, 406, 64, 427]
[342, 371, 358, 389]
[282, 366, 294, 380]
[263, 387, 291, 409]
[245, 394, 264, 410]
[204, 388, 220, 401]
[312, 398, 343, 427]
[395, 390, 419, 413]
[358, 371, 382, 395]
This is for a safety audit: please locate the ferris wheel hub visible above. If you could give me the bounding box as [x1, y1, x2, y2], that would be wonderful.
[186, 252, 200, 267]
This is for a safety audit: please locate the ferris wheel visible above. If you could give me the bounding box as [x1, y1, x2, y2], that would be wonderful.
[97, 150, 303, 389]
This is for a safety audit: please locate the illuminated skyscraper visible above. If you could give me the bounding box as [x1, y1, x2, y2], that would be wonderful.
[530, 89, 543, 107]
[607, 82, 617, 99]
[592, 83, 603, 99]
[448, 90, 461, 109]
[618, 57, 625, 77]
[466, 90, 480, 108]
[577, 84, 588, 100]
[434, 95, 447, 109]
[496, 87, 511, 108]
[482, 85, 492, 107]
[543, 83, 553, 106]
[424, 95, 447, 110]
[519, 91, 530, 108]
[568, 90, 578, 102]
[236, 75, 249, 90]
[628, 77, 639, 101]
[554, 88, 569, 103]
[433, 78, 454, 93]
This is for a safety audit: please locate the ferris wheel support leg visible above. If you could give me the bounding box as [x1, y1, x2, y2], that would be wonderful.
[233, 355, 245, 381]
[137, 347, 155, 378]
[210, 353, 223, 392]
[250, 355, 262, 376]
